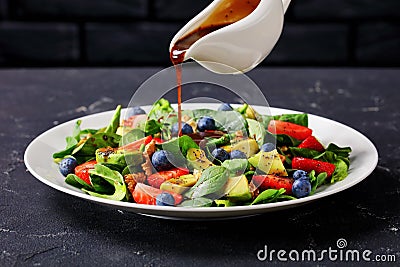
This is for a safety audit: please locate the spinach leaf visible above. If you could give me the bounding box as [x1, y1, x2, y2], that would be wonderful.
[180, 197, 213, 207]
[221, 159, 248, 176]
[144, 119, 162, 135]
[73, 133, 121, 164]
[192, 109, 246, 132]
[247, 119, 266, 147]
[105, 105, 121, 134]
[309, 170, 328, 194]
[82, 164, 127, 201]
[290, 147, 321, 159]
[185, 166, 228, 199]
[65, 174, 93, 190]
[53, 137, 79, 159]
[148, 98, 174, 119]
[331, 159, 349, 183]
[251, 188, 286, 205]
[265, 132, 302, 147]
[273, 114, 308, 127]
[276, 195, 297, 201]
[162, 135, 199, 159]
[326, 143, 352, 158]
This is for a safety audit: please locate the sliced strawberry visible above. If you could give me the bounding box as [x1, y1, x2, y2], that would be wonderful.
[268, 120, 312, 141]
[298, 136, 325, 152]
[292, 157, 336, 177]
[147, 168, 190, 189]
[252, 175, 294, 195]
[74, 160, 97, 185]
[133, 183, 183, 205]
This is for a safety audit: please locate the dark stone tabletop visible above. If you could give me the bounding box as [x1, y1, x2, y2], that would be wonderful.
[0, 67, 399, 266]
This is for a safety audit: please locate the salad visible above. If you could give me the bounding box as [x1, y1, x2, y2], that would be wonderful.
[53, 99, 351, 207]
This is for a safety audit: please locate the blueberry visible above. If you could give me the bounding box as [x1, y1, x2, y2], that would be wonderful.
[197, 116, 216, 132]
[293, 170, 308, 180]
[151, 150, 175, 171]
[230, 150, 247, 159]
[218, 103, 233, 111]
[59, 157, 78, 177]
[171, 122, 194, 136]
[261, 142, 275, 152]
[211, 148, 230, 164]
[292, 178, 312, 198]
[156, 192, 175, 206]
[127, 106, 146, 116]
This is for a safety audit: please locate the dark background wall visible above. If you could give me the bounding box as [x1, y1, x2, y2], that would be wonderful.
[0, 0, 399, 67]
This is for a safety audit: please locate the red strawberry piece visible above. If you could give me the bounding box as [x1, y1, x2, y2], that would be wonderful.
[133, 183, 183, 205]
[268, 120, 312, 141]
[74, 160, 97, 185]
[252, 175, 294, 195]
[147, 168, 189, 189]
[292, 157, 336, 177]
[298, 136, 325, 152]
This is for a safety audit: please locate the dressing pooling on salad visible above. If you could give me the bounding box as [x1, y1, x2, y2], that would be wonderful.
[54, 99, 351, 207]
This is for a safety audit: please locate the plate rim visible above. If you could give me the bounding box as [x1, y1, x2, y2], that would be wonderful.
[24, 104, 378, 218]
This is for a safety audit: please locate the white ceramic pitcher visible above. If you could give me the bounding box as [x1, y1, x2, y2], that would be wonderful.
[169, 0, 291, 74]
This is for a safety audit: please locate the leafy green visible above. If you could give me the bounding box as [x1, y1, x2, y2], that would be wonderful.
[290, 147, 321, 158]
[148, 98, 174, 119]
[265, 131, 302, 147]
[331, 159, 349, 183]
[72, 133, 121, 164]
[251, 188, 286, 205]
[192, 109, 246, 132]
[162, 135, 199, 159]
[247, 119, 266, 147]
[185, 166, 228, 199]
[309, 170, 328, 194]
[105, 105, 121, 134]
[273, 113, 308, 127]
[221, 159, 248, 176]
[82, 164, 127, 201]
[326, 143, 352, 158]
[144, 119, 162, 135]
[65, 174, 93, 190]
[205, 134, 233, 148]
[180, 197, 213, 207]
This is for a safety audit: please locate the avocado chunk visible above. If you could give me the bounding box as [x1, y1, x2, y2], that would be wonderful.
[160, 174, 198, 194]
[224, 175, 252, 203]
[95, 147, 143, 168]
[223, 139, 259, 157]
[186, 148, 214, 170]
[248, 149, 288, 176]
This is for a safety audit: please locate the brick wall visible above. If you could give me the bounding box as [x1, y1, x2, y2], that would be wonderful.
[0, 0, 399, 67]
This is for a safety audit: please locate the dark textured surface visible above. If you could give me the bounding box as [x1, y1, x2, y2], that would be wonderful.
[0, 0, 399, 66]
[12, 0, 148, 19]
[267, 23, 348, 64]
[356, 23, 400, 64]
[293, 0, 400, 19]
[153, 0, 211, 20]
[85, 22, 180, 64]
[0, 67, 399, 266]
[0, 22, 79, 64]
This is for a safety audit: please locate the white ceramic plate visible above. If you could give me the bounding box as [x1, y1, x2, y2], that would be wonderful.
[24, 104, 378, 219]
